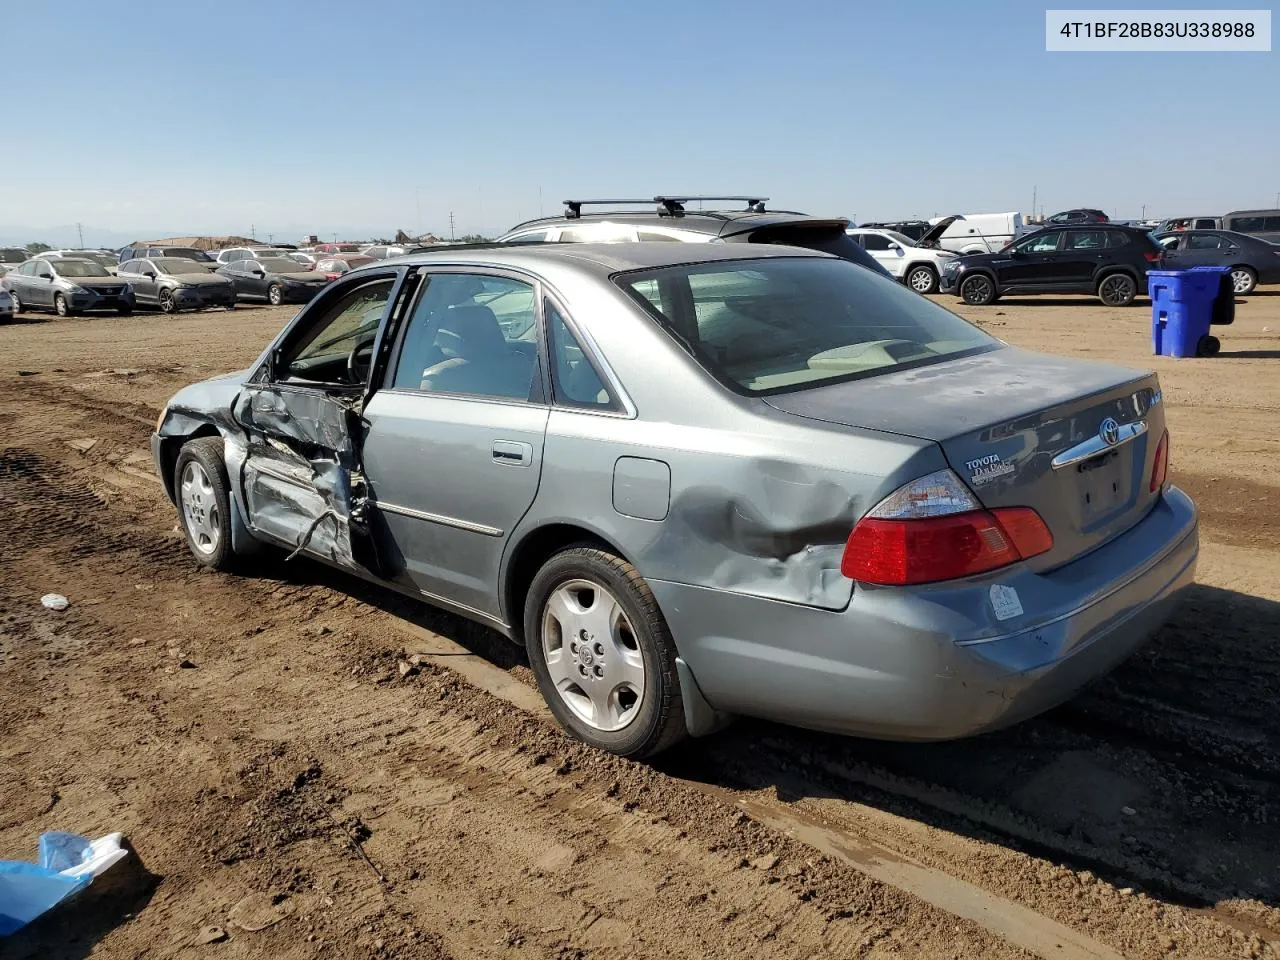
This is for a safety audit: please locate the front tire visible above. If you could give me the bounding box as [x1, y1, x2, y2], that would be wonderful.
[174, 437, 238, 571]
[9, 291, 21, 314]
[1097, 272, 1137, 306]
[959, 273, 997, 305]
[54, 293, 71, 317]
[906, 264, 939, 294]
[267, 284, 283, 306]
[159, 289, 177, 314]
[524, 546, 687, 757]
[1230, 266, 1257, 295]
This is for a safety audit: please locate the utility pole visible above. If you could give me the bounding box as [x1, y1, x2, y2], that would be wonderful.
[1031, 185, 1036, 220]
[251, 223, 256, 240]
[268, 233, 273, 244]
[1141, 204, 1146, 220]
[538, 185, 543, 217]
[76, 222, 84, 248]
[449, 211, 455, 241]
[416, 188, 422, 235]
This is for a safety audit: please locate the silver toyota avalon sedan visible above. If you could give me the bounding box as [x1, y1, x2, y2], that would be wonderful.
[152, 243, 1198, 756]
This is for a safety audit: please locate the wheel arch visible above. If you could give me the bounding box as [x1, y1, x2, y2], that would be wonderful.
[155, 415, 225, 504]
[500, 520, 633, 641]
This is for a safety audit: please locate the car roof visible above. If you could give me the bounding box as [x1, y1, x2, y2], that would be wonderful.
[372, 240, 832, 276]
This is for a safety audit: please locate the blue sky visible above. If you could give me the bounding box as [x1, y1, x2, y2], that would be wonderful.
[1, 0, 1276, 245]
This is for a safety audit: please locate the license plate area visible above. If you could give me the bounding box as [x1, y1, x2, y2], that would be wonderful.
[1076, 451, 1127, 523]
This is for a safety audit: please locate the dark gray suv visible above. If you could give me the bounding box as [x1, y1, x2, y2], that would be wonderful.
[497, 196, 891, 277]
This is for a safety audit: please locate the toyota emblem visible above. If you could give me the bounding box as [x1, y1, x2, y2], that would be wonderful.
[1099, 417, 1120, 446]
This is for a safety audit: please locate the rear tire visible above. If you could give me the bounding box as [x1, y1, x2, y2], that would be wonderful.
[54, 293, 71, 317]
[1230, 266, 1257, 295]
[906, 264, 939, 294]
[959, 273, 997, 305]
[1097, 272, 1137, 306]
[174, 437, 240, 571]
[267, 284, 283, 306]
[524, 545, 687, 758]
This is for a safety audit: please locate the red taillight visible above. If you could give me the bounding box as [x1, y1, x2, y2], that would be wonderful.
[1149, 429, 1169, 493]
[1144, 250, 1161, 262]
[841, 507, 1053, 586]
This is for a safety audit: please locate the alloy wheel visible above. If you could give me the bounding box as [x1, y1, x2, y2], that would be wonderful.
[961, 275, 994, 305]
[540, 578, 645, 732]
[159, 289, 176, 313]
[1231, 268, 1255, 295]
[1100, 275, 1135, 305]
[908, 267, 936, 293]
[180, 460, 222, 555]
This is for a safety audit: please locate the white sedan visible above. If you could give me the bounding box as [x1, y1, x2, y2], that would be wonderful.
[846, 224, 959, 294]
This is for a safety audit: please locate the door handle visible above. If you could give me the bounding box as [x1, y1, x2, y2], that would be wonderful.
[491, 440, 531, 466]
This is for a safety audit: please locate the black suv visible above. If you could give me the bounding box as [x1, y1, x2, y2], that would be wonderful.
[498, 196, 891, 278]
[939, 225, 1162, 306]
[1044, 208, 1109, 226]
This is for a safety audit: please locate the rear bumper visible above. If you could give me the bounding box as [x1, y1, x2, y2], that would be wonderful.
[651, 486, 1198, 740]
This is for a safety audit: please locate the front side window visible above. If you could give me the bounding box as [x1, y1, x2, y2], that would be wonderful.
[860, 233, 893, 251]
[281, 279, 395, 384]
[392, 273, 539, 401]
[617, 257, 995, 395]
[1018, 232, 1061, 254]
[546, 300, 612, 409]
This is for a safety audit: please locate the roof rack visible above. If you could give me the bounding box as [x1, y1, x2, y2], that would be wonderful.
[562, 195, 769, 219]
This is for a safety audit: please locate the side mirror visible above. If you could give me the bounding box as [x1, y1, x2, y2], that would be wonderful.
[888, 244, 903, 253]
[143, 269, 157, 278]
[1008, 249, 1023, 258]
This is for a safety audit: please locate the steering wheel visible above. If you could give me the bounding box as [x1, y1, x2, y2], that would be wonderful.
[347, 335, 377, 384]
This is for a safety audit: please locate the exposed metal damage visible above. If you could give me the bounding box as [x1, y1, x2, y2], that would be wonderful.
[229, 386, 383, 575]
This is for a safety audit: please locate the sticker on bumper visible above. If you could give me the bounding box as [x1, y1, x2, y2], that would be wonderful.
[989, 583, 1024, 621]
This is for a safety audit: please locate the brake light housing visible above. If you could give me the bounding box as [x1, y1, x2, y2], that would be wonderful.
[1143, 250, 1162, 262]
[841, 470, 1053, 586]
[1149, 429, 1169, 492]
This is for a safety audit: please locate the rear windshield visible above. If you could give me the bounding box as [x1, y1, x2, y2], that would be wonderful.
[616, 257, 995, 395]
[160, 248, 213, 261]
[746, 224, 893, 278]
[0, 248, 27, 263]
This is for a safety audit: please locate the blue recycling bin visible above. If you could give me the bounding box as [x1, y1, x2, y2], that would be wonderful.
[1148, 266, 1230, 357]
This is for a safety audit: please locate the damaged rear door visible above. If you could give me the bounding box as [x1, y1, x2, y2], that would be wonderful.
[230, 271, 406, 572]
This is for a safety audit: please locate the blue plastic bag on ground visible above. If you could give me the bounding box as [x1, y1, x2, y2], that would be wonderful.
[0, 832, 127, 937]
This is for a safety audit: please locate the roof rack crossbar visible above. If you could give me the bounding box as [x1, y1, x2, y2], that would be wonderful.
[562, 198, 657, 219]
[653, 195, 769, 216]
[561, 195, 770, 219]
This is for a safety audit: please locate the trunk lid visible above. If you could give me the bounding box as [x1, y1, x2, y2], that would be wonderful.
[764, 347, 1167, 570]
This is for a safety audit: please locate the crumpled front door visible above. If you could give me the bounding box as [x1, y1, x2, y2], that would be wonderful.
[231, 385, 383, 575]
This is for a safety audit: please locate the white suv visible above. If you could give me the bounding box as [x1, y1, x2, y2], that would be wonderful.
[846, 222, 958, 294]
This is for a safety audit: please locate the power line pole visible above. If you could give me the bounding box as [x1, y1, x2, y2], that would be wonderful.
[268, 233, 273, 244]
[76, 222, 84, 248]
[1031, 185, 1036, 220]
[251, 223, 256, 240]
[449, 211, 455, 241]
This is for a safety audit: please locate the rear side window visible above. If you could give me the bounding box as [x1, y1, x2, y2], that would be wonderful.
[1105, 231, 1133, 248]
[1229, 216, 1265, 232]
[617, 257, 994, 395]
[1064, 231, 1106, 250]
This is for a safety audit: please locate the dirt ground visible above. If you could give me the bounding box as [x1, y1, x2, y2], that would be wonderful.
[1, 288, 1277, 960]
